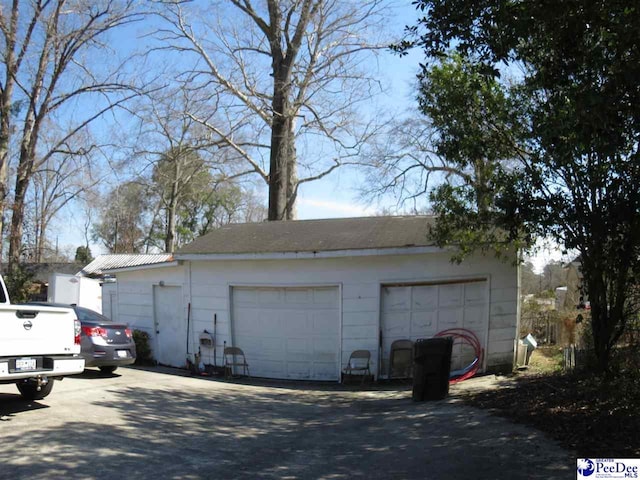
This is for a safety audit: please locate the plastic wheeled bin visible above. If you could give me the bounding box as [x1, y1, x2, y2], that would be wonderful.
[412, 337, 453, 401]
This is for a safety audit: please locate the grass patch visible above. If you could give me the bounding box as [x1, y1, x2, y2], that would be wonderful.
[527, 345, 564, 373]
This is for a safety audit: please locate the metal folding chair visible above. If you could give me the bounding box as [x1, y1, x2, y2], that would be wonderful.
[343, 350, 371, 385]
[223, 346, 250, 379]
[389, 339, 414, 379]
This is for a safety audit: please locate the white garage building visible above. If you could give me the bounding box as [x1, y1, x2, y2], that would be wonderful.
[103, 216, 520, 381]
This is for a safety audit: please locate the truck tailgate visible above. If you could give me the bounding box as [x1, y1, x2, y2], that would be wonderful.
[1, 305, 80, 356]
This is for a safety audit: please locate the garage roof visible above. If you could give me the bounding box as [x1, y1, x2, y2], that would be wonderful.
[176, 216, 436, 255]
[81, 254, 174, 276]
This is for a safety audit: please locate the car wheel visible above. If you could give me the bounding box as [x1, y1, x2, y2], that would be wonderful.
[99, 366, 118, 374]
[17, 379, 54, 401]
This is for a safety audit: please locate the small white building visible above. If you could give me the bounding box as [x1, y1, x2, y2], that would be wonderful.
[103, 216, 521, 381]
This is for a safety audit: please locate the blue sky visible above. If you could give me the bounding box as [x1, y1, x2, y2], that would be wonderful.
[51, 2, 562, 271]
[53, 2, 422, 254]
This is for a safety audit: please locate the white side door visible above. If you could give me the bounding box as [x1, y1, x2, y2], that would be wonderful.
[153, 285, 185, 368]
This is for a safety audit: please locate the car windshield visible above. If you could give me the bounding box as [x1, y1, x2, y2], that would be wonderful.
[74, 306, 112, 323]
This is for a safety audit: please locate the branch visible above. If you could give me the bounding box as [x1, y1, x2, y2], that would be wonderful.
[156, 4, 271, 123]
[39, 89, 143, 167]
[185, 112, 268, 181]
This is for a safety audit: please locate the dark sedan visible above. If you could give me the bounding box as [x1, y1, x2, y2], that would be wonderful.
[28, 303, 136, 374]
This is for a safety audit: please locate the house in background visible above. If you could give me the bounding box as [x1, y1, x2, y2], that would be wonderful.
[102, 216, 521, 381]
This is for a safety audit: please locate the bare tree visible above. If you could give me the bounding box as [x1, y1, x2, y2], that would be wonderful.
[29, 149, 99, 263]
[362, 117, 443, 211]
[362, 54, 524, 221]
[152, 147, 214, 252]
[0, 0, 145, 271]
[93, 180, 151, 254]
[79, 190, 98, 251]
[131, 86, 252, 252]
[152, 0, 388, 220]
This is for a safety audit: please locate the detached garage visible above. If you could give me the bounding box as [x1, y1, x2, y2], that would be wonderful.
[104, 216, 520, 380]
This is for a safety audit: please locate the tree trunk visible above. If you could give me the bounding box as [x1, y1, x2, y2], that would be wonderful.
[268, 67, 293, 221]
[165, 159, 181, 253]
[285, 121, 298, 220]
[34, 222, 42, 263]
[0, 6, 17, 266]
[581, 251, 629, 374]
[8, 173, 29, 271]
[8, 126, 38, 271]
[473, 158, 490, 216]
[0, 82, 14, 265]
[0, 143, 9, 265]
[165, 194, 179, 253]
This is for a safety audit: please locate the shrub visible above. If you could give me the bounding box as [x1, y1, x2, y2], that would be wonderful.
[4, 264, 34, 303]
[132, 329, 154, 365]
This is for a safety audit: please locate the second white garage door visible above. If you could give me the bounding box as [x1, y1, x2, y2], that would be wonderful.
[380, 280, 489, 377]
[231, 286, 340, 381]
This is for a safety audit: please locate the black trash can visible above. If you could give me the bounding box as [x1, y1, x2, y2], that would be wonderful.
[412, 337, 453, 401]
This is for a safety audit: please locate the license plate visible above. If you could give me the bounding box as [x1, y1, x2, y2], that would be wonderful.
[116, 350, 128, 358]
[16, 358, 36, 371]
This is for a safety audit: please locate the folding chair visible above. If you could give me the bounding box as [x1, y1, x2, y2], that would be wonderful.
[342, 350, 371, 385]
[223, 346, 250, 379]
[389, 339, 414, 379]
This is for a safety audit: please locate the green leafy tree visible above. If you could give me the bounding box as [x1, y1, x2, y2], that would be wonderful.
[74, 246, 93, 264]
[364, 54, 529, 260]
[420, 54, 530, 261]
[174, 182, 266, 247]
[4, 264, 34, 303]
[400, 0, 640, 372]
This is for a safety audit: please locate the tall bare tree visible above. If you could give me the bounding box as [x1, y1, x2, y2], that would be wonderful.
[151, 147, 214, 252]
[93, 180, 151, 254]
[0, 0, 145, 271]
[131, 86, 250, 252]
[30, 150, 99, 263]
[153, 0, 388, 220]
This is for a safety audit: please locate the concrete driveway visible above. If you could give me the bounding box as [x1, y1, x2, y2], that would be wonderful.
[0, 368, 573, 479]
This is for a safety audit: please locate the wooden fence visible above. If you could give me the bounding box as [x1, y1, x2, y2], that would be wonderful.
[520, 310, 559, 345]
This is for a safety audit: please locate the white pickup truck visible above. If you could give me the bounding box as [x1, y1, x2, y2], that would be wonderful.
[0, 275, 85, 400]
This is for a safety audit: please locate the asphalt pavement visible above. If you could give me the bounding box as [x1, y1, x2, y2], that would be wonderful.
[0, 367, 573, 479]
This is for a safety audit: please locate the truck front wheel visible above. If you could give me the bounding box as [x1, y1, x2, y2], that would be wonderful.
[17, 379, 54, 401]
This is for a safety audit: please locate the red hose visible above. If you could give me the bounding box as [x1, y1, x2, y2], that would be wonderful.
[434, 328, 484, 384]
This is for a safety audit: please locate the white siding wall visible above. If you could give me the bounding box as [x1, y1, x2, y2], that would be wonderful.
[112, 252, 518, 376]
[112, 265, 188, 361]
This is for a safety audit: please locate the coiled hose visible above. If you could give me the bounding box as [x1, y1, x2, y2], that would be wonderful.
[435, 328, 484, 384]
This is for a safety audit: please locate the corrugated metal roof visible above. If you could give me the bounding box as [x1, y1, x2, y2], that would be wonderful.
[175, 216, 437, 256]
[81, 254, 174, 276]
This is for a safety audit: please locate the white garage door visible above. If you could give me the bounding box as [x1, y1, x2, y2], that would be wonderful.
[380, 280, 488, 376]
[231, 286, 340, 381]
